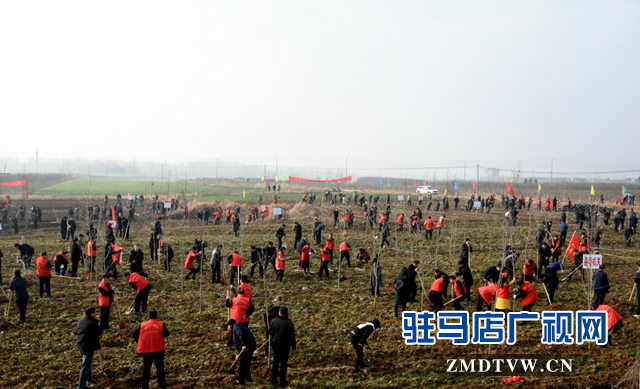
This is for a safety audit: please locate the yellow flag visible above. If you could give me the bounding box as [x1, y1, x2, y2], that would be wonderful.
[351, 178, 353, 184]
[538, 183, 541, 193]
[276, 176, 278, 182]
[261, 176, 264, 181]
[243, 190, 246, 198]
[444, 188, 447, 196]
[591, 185, 595, 195]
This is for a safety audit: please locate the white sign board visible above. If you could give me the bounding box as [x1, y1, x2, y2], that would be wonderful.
[398, 195, 404, 201]
[0, 221, 2, 231]
[273, 208, 282, 215]
[583, 254, 603, 270]
[164, 202, 172, 209]
[473, 201, 482, 208]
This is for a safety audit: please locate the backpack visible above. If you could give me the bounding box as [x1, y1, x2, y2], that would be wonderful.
[394, 278, 405, 291]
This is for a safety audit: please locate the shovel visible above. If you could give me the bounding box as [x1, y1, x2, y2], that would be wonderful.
[6, 291, 13, 321]
[228, 348, 245, 372]
[97, 349, 109, 378]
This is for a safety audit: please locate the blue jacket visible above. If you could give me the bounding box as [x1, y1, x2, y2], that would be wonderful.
[560, 223, 568, 233]
[231, 323, 256, 352]
[18, 244, 34, 257]
[592, 270, 610, 292]
[546, 263, 564, 273]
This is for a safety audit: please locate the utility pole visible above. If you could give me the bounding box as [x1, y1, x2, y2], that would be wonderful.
[133, 156, 136, 178]
[476, 164, 479, 197]
[464, 160, 466, 181]
[550, 158, 553, 181]
[36, 149, 39, 174]
[161, 164, 164, 181]
[107, 164, 109, 179]
[345, 158, 348, 177]
[216, 158, 219, 179]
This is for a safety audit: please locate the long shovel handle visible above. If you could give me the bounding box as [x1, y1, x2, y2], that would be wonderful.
[6, 291, 13, 320]
[628, 283, 637, 304]
[230, 348, 245, 370]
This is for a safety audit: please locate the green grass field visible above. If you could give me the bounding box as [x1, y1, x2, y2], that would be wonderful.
[33, 178, 264, 197]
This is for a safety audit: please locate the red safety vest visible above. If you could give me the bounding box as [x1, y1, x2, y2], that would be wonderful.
[425, 219, 434, 229]
[138, 319, 165, 354]
[301, 246, 311, 261]
[261, 210, 268, 217]
[237, 283, 252, 299]
[326, 238, 335, 250]
[112, 244, 123, 265]
[397, 215, 403, 225]
[581, 237, 591, 252]
[231, 253, 243, 267]
[339, 241, 349, 252]
[429, 277, 445, 293]
[523, 261, 536, 276]
[321, 247, 330, 262]
[276, 251, 286, 270]
[437, 217, 444, 228]
[498, 282, 511, 299]
[479, 282, 498, 305]
[98, 280, 113, 307]
[230, 296, 251, 323]
[87, 241, 97, 257]
[184, 251, 201, 269]
[36, 256, 51, 277]
[55, 251, 68, 264]
[129, 272, 149, 292]
[379, 215, 385, 224]
[453, 280, 467, 297]
[597, 305, 621, 330]
[521, 281, 538, 306]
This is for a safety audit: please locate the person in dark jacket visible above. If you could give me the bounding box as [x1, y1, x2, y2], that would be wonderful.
[460, 239, 473, 264]
[539, 273, 559, 304]
[77, 307, 103, 389]
[350, 319, 381, 373]
[394, 268, 410, 317]
[14, 243, 35, 268]
[369, 256, 383, 297]
[264, 305, 281, 357]
[455, 260, 473, 302]
[161, 242, 174, 273]
[269, 307, 297, 387]
[292, 222, 302, 254]
[634, 263, 640, 317]
[592, 265, 610, 305]
[60, 216, 68, 240]
[407, 260, 420, 302]
[128, 244, 145, 273]
[11, 216, 18, 234]
[625, 226, 634, 247]
[228, 319, 256, 385]
[538, 242, 551, 275]
[484, 263, 502, 283]
[0, 248, 3, 284]
[9, 270, 28, 324]
[70, 237, 84, 277]
[67, 217, 77, 241]
[567, 249, 585, 282]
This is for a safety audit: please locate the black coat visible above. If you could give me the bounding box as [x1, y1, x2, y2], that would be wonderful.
[460, 243, 473, 262]
[129, 249, 144, 270]
[455, 264, 474, 286]
[269, 317, 297, 353]
[394, 273, 410, 305]
[592, 270, 610, 292]
[77, 315, 103, 353]
[70, 243, 83, 263]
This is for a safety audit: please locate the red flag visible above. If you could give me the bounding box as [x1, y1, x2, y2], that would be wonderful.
[414, 180, 417, 187]
[473, 182, 476, 189]
[507, 182, 516, 199]
[0, 179, 26, 187]
[566, 232, 580, 262]
[547, 196, 551, 203]
[111, 205, 116, 220]
[112, 244, 123, 265]
[423, 179, 427, 185]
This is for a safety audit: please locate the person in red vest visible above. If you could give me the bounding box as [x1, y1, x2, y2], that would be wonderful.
[98, 274, 115, 329]
[124, 271, 152, 313]
[522, 259, 537, 283]
[477, 279, 498, 311]
[378, 214, 386, 231]
[237, 275, 252, 299]
[36, 252, 52, 298]
[274, 195, 278, 204]
[300, 243, 315, 275]
[397, 214, 404, 231]
[275, 247, 287, 282]
[87, 240, 97, 273]
[183, 206, 189, 219]
[428, 275, 446, 313]
[184, 249, 202, 281]
[228, 251, 243, 286]
[225, 287, 254, 328]
[339, 240, 351, 268]
[580, 232, 591, 253]
[436, 215, 445, 235]
[325, 233, 335, 264]
[592, 302, 623, 346]
[317, 244, 331, 277]
[54, 250, 69, 276]
[132, 309, 170, 389]
[261, 208, 269, 219]
[567, 198, 572, 207]
[514, 279, 538, 312]
[424, 216, 434, 240]
[551, 235, 562, 263]
[449, 275, 467, 310]
[356, 248, 371, 264]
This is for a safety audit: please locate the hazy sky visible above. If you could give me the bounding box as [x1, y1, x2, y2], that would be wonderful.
[1, 1, 639, 173]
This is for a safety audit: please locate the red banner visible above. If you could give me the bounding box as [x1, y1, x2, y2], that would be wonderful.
[288, 176, 352, 183]
[507, 182, 516, 199]
[0, 179, 27, 187]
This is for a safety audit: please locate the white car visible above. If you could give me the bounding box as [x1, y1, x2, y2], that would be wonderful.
[416, 186, 439, 195]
